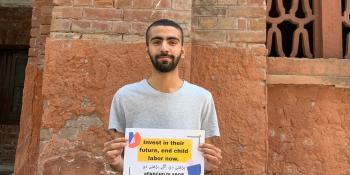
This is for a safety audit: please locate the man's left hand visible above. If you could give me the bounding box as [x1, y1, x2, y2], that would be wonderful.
[199, 143, 222, 172]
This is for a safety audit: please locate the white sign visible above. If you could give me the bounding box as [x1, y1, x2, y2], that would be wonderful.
[123, 128, 205, 175]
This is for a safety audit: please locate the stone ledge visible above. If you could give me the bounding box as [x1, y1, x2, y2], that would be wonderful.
[267, 57, 350, 88]
[267, 57, 350, 77]
[267, 75, 350, 88]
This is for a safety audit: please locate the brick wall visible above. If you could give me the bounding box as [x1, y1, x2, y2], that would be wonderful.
[50, 0, 192, 42]
[29, 0, 53, 68]
[192, 0, 266, 50]
[0, 125, 19, 165]
[0, 7, 32, 45]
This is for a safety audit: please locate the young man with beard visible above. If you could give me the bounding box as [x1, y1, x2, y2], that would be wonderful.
[103, 19, 222, 173]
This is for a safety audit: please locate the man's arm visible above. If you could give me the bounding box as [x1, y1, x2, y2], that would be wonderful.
[103, 130, 127, 172]
[200, 137, 222, 174]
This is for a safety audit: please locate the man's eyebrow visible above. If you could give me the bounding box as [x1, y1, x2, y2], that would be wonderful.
[150, 36, 180, 41]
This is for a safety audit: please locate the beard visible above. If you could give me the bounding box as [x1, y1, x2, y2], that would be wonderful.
[148, 51, 181, 73]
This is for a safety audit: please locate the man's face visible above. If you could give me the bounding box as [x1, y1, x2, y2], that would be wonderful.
[147, 26, 184, 73]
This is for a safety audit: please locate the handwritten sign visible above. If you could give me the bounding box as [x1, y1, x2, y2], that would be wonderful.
[123, 128, 205, 175]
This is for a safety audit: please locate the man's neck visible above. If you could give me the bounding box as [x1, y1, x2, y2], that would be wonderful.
[147, 69, 183, 93]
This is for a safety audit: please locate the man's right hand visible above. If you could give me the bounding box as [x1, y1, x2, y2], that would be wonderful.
[103, 137, 128, 171]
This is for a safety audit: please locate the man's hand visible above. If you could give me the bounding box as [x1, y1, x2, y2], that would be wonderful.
[103, 135, 127, 172]
[199, 142, 222, 173]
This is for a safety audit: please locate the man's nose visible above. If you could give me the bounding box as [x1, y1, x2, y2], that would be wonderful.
[160, 42, 169, 53]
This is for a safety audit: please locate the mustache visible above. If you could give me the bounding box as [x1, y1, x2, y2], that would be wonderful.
[155, 54, 175, 60]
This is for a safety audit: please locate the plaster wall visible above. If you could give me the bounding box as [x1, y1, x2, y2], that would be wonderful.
[267, 85, 350, 175]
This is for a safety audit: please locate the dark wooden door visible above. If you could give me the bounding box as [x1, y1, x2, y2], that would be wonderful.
[0, 47, 28, 124]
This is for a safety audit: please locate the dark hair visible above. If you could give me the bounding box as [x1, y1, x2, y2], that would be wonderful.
[145, 19, 184, 46]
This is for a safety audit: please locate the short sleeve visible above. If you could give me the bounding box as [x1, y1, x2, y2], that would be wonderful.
[108, 92, 126, 133]
[201, 93, 220, 138]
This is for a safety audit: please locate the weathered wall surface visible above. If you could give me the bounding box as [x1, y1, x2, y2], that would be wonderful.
[191, 46, 267, 174]
[268, 85, 350, 175]
[38, 39, 191, 175]
[191, 0, 267, 173]
[14, 0, 52, 174]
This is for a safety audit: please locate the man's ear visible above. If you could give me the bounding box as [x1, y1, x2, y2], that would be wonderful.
[181, 48, 185, 58]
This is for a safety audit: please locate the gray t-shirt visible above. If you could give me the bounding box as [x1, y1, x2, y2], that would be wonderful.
[108, 79, 220, 138]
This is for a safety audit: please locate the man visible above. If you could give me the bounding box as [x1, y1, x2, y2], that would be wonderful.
[103, 19, 222, 173]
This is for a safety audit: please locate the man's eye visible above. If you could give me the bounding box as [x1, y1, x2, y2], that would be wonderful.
[168, 40, 178, 45]
[152, 40, 162, 45]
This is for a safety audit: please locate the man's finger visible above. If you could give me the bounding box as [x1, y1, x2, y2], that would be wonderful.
[203, 153, 221, 166]
[199, 143, 221, 153]
[103, 142, 126, 153]
[200, 147, 222, 160]
[105, 149, 122, 158]
[104, 137, 128, 147]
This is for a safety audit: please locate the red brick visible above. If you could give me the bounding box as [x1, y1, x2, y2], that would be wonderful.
[73, 0, 92, 6]
[228, 31, 265, 43]
[133, 0, 153, 8]
[71, 20, 91, 33]
[248, 18, 265, 31]
[193, 6, 227, 16]
[238, 18, 247, 30]
[52, 7, 83, 19]
[228, 7, 265, 17]
[84, 8, 122, 20]
[193, 30, 226, 42]
[130, 22, 148, 35]
[198, 17, 217, 29]
[218, 0, 237, 5]
[31, 19, 40, 28]
[41, 6, 53, 17]
[115, 0, 132, 8]
[30, 38, 36, 48]
[39, 16, 53, 25]
[90, 20, 112, 33]
[28, 48, 37, 57]
[172, 0, 191, 10]
[237, 0, 247, 5]
[40, 25, 51, 35]
[53, 0, 72, 6]
[124, 9, 162, 22]
[154, 0, 171, 9]
[162, 10, 191, 23]
[94, 0, 113, 7]
[247, 0, 265, 5]
[122, 34, 145, 42]
[31, 27, 40, 37]
[50, 19, 71, 32]
[112, 21, 131, 34]
[36, 37, 47, 47]
[192, 0, 216, 4]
